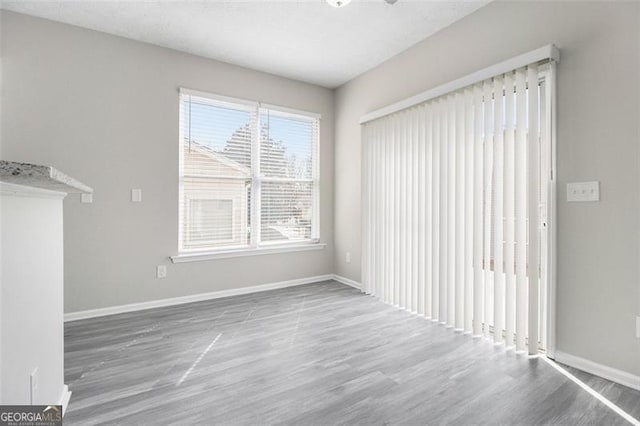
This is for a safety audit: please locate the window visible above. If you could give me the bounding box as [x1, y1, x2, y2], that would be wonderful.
[179, 89, 320, 253]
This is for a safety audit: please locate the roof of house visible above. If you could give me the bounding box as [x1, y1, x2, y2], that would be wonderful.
[185, 140, 250, 176]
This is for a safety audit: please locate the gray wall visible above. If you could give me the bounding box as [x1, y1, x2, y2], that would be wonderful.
[0, 11, 335, 313]
[334, 1, 640, 375]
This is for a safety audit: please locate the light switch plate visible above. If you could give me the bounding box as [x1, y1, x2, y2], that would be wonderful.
[156, 265, 167, 279]
[567, 181, 599, 202]
[131, 188, 142, 202]
[81, 193, 93, 203]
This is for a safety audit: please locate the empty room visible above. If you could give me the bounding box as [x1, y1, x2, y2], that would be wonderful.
[0, 0, 639, 424]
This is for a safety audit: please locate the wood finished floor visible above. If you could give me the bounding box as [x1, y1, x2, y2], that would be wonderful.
[64, 281, 640, 425]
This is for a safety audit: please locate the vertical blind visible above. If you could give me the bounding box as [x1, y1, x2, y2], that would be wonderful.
[179, 91, 320, 252]
[362, 63, 549, 354]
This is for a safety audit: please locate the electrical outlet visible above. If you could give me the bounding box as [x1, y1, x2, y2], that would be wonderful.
[131, 188, 142, 202]
[345, 252, 351, 263]
[636, 316, 640, 339]
[81, 193, 93, 203]
[30, 367, 39, 404]
[156, 265, 167, 279]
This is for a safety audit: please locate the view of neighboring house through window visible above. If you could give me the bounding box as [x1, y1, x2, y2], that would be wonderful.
[188, 199, 234, 244]
[179, 90, 320, 252]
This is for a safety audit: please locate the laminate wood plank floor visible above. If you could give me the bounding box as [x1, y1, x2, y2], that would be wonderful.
[64, 281, 639, 425]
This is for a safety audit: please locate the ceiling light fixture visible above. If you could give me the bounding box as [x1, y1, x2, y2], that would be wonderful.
[326, 0, 352, 7]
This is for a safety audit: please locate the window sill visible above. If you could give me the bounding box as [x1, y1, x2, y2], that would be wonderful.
[170, 242, 326, 263]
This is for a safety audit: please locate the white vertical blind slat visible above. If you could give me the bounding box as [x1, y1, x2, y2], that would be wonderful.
[398, 111, 408, 308]
[447, 95, 456, 328]
[418, 106, 426, 316]
[386, 118, 393, 303]
[378, 123, 384, 297]
[425, 105, 434, 319]
[388, 118, 394, 302]
[464, 88, 474, 333]
[394, 114, 401, 306]
[408, 111, 416, 312]
[362, 124, 370, 293]
[376, 121, 380, 297]
[404, 112, 410, 309]
[514, 67, 528, 352]
[504, 72, 516, 347]
[493, 75, 505, 344]
[432, 101, 441, 320]
[527, 63, 540, 355]
[413, 108, 420, 314]
[472, 83, 484, 336]
[403, 112, 410, 309]
[455, 92, 465, 331]
[369, 124, 376, 296]
[482, 79, 493, 338]
[439, 98, 448, 325]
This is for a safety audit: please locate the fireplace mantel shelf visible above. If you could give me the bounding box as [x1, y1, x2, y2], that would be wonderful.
[0, 160, 92, 194]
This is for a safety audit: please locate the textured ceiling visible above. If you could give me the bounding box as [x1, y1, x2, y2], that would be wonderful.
[1, 0, 490, 88]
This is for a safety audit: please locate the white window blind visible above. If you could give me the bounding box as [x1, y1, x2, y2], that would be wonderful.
[179, 91, 320, 253]
[259, 110, 318, 244]
[362, 58, 554, 355]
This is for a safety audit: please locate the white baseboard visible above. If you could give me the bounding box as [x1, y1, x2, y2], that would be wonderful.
[59, 385, 71, 415]
[331, 274, 362, 290]
[553, 350, 640, 391]
[64, 274, 334, 322]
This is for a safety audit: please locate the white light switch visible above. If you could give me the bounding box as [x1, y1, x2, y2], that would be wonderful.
[567, 181, 599, 202]
[81, 193, 93, 203]
[156, 265, 167, 279]
[345, 252, 351, 263]
[131, 188, 142, 202]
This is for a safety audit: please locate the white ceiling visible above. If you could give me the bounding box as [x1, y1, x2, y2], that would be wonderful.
[1, 0, 490, 88]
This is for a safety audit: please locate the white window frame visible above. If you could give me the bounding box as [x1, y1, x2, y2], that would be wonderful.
[173, 88, 324, 263]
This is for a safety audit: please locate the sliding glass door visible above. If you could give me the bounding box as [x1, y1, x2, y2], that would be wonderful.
[361, 61, 556, 355]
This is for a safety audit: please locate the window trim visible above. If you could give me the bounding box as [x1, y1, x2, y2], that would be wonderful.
[170, 242, 326, 263]
[177, 87, 322, 259]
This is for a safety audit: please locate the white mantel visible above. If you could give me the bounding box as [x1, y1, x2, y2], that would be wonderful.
[0, 160, 92, 413]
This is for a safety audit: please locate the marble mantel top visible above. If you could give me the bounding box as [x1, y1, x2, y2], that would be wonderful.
[0, 160, 93, 194]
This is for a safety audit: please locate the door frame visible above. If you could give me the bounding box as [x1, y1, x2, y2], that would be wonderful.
[540, 62, 558, 359]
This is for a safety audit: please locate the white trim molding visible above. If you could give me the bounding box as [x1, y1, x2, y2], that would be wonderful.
[59, 385, 72, 415]
[0, 182, 67, 200]
[553, 350, 640, 391]
[332, 274, 362, 290]
[64, 274, 334, 322]
[360, 44, 560, 124]
[171, 243, 326, 263]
